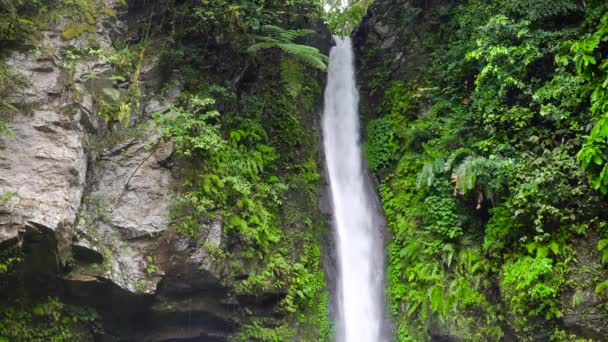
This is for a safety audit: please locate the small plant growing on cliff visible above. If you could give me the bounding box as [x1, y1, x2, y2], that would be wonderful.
[246, 25, 329, 71]
[0, 297, 99, 340]
[145, 256, 157, 275]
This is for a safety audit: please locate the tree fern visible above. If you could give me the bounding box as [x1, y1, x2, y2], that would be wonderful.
[246, 25, 329, 71]
[256, 25, 315, 43]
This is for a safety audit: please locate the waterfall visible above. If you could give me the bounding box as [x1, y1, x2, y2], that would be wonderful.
[322, 37, 387, 342]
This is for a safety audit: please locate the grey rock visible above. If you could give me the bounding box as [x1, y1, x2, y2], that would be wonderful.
[145, 98, 171, 116]
[154, 140, 174, 166]
[140, 56, 164, 91]
[373, 21, 390, 36]
[561, 234, 608, 340]
[206, 216, 222, 249]
[70, 122, 177, 291]
[165, 86, 182, 101]
[0, 106, 87, 244]
[30, 60, 55, 72]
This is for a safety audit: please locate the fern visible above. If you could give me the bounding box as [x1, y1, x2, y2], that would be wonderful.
[102, 88, 121, 102]
[257, 25, 315, 43]
[246, 25, 329, 71]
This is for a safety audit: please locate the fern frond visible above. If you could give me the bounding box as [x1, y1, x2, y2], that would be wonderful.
[286, 28, 316, 40]
[246, 42, 280, 53]
[278, 43, 328, 71]
[250, 35, 280, 43]
[416, 163, 435, 189]
[259, 25, 315, 42]
[260, 25, 292, 43]
[247, 25, 328, 71]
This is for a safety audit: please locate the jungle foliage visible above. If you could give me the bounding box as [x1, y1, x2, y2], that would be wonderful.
[1, 0, 331, 340]
[153, 1, 331, 340]
[323, 0, 375, 36]
[361, 0, 608, 340]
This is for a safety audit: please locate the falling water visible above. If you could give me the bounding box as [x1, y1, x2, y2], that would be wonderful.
[322, 37, 386, 342]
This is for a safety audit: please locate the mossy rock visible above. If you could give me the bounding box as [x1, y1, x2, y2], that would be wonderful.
[62, 22, 95, 40]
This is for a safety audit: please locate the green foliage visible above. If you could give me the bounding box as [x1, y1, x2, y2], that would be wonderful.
[483, 206, 523, 254]
[175, 0, 322, 48]
[322, 0, 374, 36]
[559, 11, 608, 193]
[596, 278, 608, 295]
[0, 0, 48, 45]
[247, 25, 329, 71]
[0, 245, 22, 275]
[1, 0, 102, 46]
[156, 96, 284, 249]
[502, 256, 561, 322]
[86, 42, 147, 127]
[424, 190, 462, 240]
[152, 24, 331, 334]
[145, 256, 157, 275]
[365, 117, 397, 171]
[364, 0, 607, 340]
[0, 297, 99, 341]
[599, 238, 608, 265]
[380, 81, 420, 118]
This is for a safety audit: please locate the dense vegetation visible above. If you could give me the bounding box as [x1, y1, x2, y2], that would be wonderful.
[152, 1, 333, 339]
[5, 0, 608, 340]
[1, 0, 332, 340]
[360, 0, 608, 340]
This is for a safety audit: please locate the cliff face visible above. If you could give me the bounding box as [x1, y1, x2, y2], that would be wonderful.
[0, 1, 331, 340]
[355, 1, 608, 341]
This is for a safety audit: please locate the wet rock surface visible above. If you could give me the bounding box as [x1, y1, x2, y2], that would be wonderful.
[0, 1, 272, 340]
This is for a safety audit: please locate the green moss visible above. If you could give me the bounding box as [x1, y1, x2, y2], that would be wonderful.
[62, 22, 95, 40]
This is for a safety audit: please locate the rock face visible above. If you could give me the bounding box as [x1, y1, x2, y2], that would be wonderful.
[353, 0, 441, 121]
[0, 1, 310, 340]
[561, 233, 608, 340]
[0, 42, 88, 245]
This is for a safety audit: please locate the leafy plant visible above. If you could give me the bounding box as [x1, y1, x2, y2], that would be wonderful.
[0, 297, 99, 341]
[558, 11, 608, 193]
[364, 1, 604, 340]
[323, 0, 374, 36]
[502, 255, 563, 333]
[246, 25, 329, 71]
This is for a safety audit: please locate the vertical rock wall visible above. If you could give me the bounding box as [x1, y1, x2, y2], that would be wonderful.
[0, 0, 330, 340]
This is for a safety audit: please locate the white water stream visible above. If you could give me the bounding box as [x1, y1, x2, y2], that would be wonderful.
[322, 37, 386, 342]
